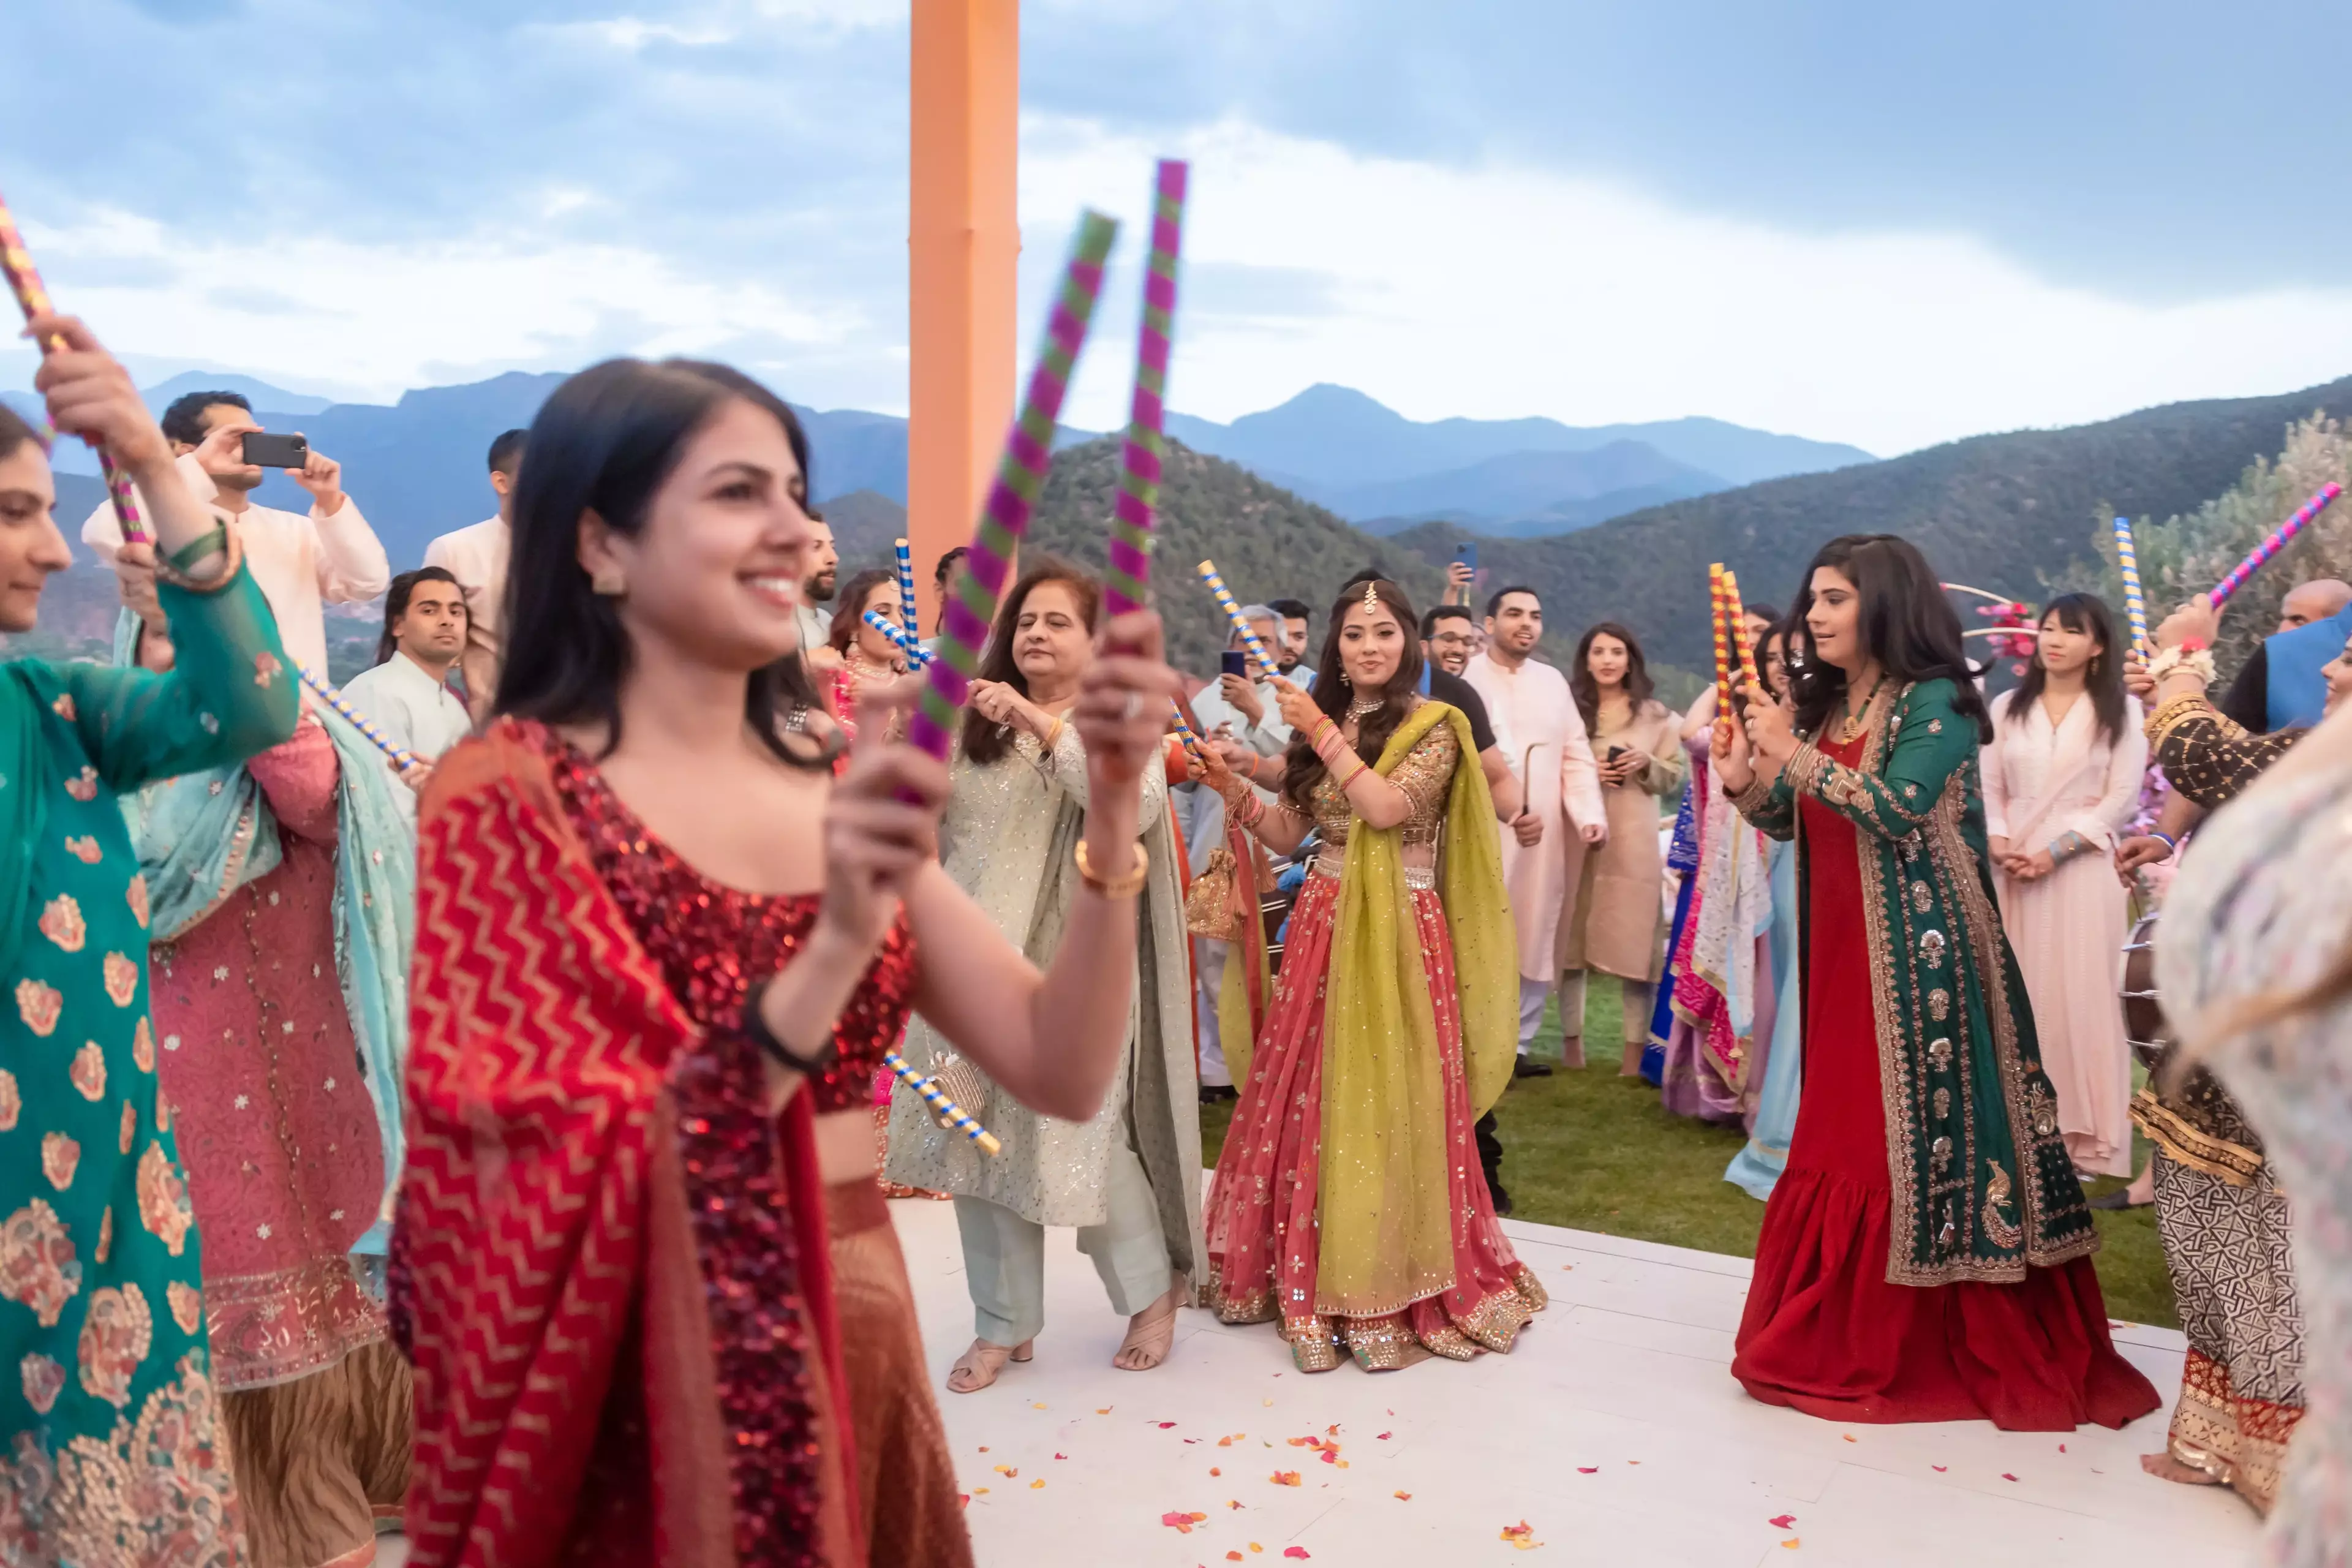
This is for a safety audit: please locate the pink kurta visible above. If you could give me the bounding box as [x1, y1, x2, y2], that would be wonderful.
[1463, 652, 1607, 983]
[1980, 690, 2148, 1178]
[150, 720, 385, 1389]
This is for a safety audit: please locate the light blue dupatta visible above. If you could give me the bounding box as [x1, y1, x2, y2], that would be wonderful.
[115, 612, 415, 1250]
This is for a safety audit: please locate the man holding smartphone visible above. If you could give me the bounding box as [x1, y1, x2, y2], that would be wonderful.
[81, 388, 389, 677]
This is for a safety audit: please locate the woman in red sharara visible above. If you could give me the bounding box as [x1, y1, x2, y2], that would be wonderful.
[388, 357, 1179, 1567]
[1715, 535, 2159, 1432]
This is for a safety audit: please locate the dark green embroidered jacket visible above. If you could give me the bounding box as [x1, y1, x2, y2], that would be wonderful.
[1733, 678, 2098, 1285]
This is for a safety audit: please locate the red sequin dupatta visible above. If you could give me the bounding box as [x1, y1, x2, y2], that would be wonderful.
[388, 721, 861, 1567]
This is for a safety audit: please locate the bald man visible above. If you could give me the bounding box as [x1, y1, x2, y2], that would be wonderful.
[2220, 577, 2352, 732]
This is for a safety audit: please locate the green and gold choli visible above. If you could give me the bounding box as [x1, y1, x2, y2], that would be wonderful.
[1732, 678, 2099, 1285]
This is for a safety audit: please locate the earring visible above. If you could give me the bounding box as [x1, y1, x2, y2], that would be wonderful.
[590, 566, 626, 598]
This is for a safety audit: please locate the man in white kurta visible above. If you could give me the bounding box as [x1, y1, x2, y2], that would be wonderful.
[1463, 586, 1607, 1072]
[422, 428, 522, 718]
[82, 393, 390, 676]
[342, 568, 476, 821]
[1177, 606, 1289, 1093]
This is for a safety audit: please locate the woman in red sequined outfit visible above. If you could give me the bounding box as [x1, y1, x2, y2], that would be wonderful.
[389, 358, 1181, 1568]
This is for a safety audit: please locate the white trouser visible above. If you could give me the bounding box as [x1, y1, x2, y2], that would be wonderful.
[1518, 977, 1553, 1053]
[1194, 938, 1231, 1087]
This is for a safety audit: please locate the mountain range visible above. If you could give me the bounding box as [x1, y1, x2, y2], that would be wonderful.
[4, 375, 1871, 567]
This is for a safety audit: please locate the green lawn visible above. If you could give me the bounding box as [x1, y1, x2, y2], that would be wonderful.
[1202, 987, 2177, 1329]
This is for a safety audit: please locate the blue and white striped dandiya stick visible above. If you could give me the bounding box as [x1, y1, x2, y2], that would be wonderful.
[1195, 559, 1275, 676]
[298, 665, 415, 769]
[884, 1050, 1001, 1155]
[2112, 516, 2149, 655]
[1168, 700, 1208, 767]
[894, 537, 920, 641]
[862, 607, 933, 666]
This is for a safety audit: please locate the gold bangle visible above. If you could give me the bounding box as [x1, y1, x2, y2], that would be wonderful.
[1074, 837, 1150, 899]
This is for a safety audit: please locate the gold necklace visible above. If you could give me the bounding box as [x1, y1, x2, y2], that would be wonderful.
[1838, 674, 1886, 742]
[1347, 693, 1383, 720]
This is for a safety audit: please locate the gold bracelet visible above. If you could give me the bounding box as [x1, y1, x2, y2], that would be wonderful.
[1074, 837, 1150, 899]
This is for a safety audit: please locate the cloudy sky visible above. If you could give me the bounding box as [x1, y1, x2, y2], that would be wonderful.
[5, 0, 2350, 455]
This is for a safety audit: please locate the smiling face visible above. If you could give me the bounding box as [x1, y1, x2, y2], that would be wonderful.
[1338, 600, 1408, 692]
[851, 579, 903, 664]
[1485, 592, 1542, 657]
[1011, 579, 1093, 692]
[576, 396, 815, 673]
[1585, 631, 1630, 691]
[395, 578, 469, 665]
[2035, 607, 2103, 680]
[0, 442, 72, 635]
[1804, 566, 1865, 675]
[1423, 614, 1475, 675]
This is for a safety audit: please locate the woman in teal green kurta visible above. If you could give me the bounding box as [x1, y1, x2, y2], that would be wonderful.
[0, 323, 298, 1562]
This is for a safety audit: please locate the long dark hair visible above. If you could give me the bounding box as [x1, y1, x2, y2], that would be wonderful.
[2004, 592, 2125, 744]
[829, 568, 896, 655]
[495, 356, 824, 764]
[376, 566, 466, 665]
[960, 556, 1101, 766]
[1280, 579, 1426, 812]
[1570, 620, 1654, 733]
[1787, 533, 1991, 742]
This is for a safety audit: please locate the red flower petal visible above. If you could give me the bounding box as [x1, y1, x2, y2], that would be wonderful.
[1284, 1550, 1311, 1560]
[1375, 1431, 1393, 1441]
[2001, 1473, 2018, 1482]
[1577, 1466, 1599, 1474]
[1768, 1515, 1796, 1529]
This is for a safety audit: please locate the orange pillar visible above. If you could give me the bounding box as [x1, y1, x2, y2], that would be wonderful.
[908, 0, 1020, 631]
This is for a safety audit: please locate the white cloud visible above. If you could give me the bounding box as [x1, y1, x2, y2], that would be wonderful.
[1017, 117, 2352, 456]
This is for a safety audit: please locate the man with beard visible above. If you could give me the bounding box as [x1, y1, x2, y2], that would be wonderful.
[795, 512, 840, 670]
[83, 390, 389, 675]
[1463, 586, 1606, 1076]
[1267, 597, 1313, 680]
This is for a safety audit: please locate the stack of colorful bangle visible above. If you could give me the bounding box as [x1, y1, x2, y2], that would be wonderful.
[1310, 714, 1369, 789]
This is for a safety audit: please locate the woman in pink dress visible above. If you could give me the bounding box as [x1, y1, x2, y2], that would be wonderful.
[1980, 592, 2147, 1178]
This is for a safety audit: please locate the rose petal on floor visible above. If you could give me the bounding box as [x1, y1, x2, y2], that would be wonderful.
[1768, 1515, 1796, 1529]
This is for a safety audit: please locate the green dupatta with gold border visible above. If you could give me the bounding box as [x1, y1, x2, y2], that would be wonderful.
[1315, 701, 1516, 1315]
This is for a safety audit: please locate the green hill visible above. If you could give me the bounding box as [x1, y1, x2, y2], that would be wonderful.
[839, 437, 1444, 680]
[1386, 373, 2352, 671]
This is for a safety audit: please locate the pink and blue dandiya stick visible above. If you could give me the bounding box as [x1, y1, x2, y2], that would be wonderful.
[0, 187, 148, 545]
[2211, 483, 2343, 605]
[862, 606, 933, 666]
[883, 1050, 1000, 1155]
[298, 665, 417, 769]
[893, 536, 919, 640]
[1194, 559, 1276, 676]
[905, 211, 1120, 763]
[1104, 160, 1188, 617]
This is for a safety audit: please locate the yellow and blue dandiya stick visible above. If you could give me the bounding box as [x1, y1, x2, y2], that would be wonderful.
[862, 607, 933, 666]
[2112, 516, 2150, 655]
[1167, 700, 1208, 768]
[893, 536, 919, 641]
[1195, 559, 1275, 676]
[884, 1050, 1001, 1155]
[298, 665, 417, 769]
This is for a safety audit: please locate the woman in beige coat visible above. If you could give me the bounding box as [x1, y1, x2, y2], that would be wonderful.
[1559, 622, 1687, 1071]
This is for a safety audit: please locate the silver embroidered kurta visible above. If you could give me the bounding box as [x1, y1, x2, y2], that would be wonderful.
[884, 726, 1204, 1292]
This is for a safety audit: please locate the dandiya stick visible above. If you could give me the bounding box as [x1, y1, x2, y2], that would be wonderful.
[1939, 581, 2015, 605]
[2111, 516, 2150, 655]
[1104, 159, 1188, 617]
[1167, 699, 1208, 769]
[298, 665, 417, 769]
[862, 606, 933, 666]
[1721, 567, 1762, 690]
[905, 212, 1120, 763]
[883, 1050, 1001, 1156]
[1707, 564, 1733, 714]
[0, 187, 148, 545]
[1194, 559, 1275, 676]
[2211, 483, 2343, 605]
[893, 537, 919, 641]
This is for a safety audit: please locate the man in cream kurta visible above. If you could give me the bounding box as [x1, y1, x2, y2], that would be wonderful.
[1463, 586, 1607, 1072]
[423, 428, 524, 718]
[82, 394, 390, 676]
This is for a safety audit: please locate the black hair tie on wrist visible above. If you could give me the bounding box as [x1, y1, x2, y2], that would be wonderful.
[741, 971, 840, 1073]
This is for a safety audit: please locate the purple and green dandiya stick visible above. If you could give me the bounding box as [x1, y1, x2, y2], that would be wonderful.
[894, 536, 919, 641]
[0, 187, 148, 545]
[1104, 160, 1188, 617]
[2210, 483, 2343, 605]
[905, 211, 1120, 763]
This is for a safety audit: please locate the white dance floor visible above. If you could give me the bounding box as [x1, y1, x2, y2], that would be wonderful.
[893, 1198, 2260, 1568]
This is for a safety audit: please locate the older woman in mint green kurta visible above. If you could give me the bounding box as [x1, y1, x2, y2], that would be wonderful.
[0, 331, 298, 1562]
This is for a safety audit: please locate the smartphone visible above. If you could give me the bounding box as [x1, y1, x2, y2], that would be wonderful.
[241, 432, 309, 469]
[1453, 543, 1477, 573]
[1607, 746, 1628, 762]
[1221, 650, 1249, 679]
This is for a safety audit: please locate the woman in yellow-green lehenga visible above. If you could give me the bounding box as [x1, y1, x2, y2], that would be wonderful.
[0, 320, 298, 1560]
[1197, 577, 1543, 1373]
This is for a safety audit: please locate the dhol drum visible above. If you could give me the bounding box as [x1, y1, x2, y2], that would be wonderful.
[2119, 909, 2171, 1072]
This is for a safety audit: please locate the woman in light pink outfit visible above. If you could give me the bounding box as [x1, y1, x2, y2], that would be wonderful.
[1980, 593, 2146, 1178]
